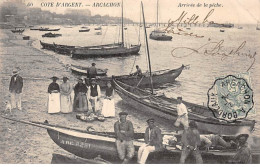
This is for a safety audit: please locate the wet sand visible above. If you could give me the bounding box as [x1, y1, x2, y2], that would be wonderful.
[0, 29, 174, 163]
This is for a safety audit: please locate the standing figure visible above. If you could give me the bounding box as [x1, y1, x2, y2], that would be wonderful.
[174, 97, 189, 130]
[180, 121, 203, 164]
[114, 112, 135, 164]
[230, 134, 252, 164]
[87, 63, 98, 79]
[131, 65, 142, 76]
[60, 77, 73, 113]
[9, 68, 23, 110]
[101, 81, 115, 118]
[137, 118, 163, 164]
[48, 76, 60, 114]
[73, 78, 88, 112]
[88, 78, 101, 115]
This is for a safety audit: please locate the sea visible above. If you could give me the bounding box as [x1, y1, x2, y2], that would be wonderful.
[23, 24, 260, 136]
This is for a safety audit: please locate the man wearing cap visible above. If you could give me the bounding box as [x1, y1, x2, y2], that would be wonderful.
[9, 68, 23, 110]
[114, 112, 135, 163]
[87, 63, 98, 79]
[48, 76, 60, 114]
[137, 118, 163, 164]
[180, 121, 203, 164]
[60, 77, 73, 113]
[229, 134, 252, 163]
[88, 78, 101, 115]
[174, 97, 189, 130]
[74, 78, 88, 112]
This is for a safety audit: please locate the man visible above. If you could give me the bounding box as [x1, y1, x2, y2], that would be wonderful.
[60, 77, 73, 113]
[174, 97, 189, 130]
[137, 118, 163, 164]
[48, 76, 60, 114]
[131, 65, 142, 76]
[87, 78, 101, 115]
[9, 67, 23, 110]
[180, 121, 203, 164]
[74, 78, 88, 112]
[114, 112, 135, 164]
[230, 134, 252, 164]
[200, 134, 233, 150]
[87, 63, 98, 79]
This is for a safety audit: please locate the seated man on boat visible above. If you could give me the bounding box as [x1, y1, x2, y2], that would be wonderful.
[73, 78, 88, 112]
[88, 78, 101, 115]
[114, 112, 135, 164]
[130, 65, 142, 76]
[87, 63, 98, 79]
[137, 118, 163, 164]
[180, 121, 203, 164]
[229, 134, 252, 164]
[48, 76, 60, 114]
[174, 97, 189, 131]
[200, 134, 234, 151]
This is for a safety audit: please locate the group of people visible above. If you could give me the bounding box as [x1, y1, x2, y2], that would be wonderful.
[47, 76, 115, 117]
[114, 111, 252, 164]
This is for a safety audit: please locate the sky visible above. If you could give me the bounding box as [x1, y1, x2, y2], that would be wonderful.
[1, 0, 260, 24]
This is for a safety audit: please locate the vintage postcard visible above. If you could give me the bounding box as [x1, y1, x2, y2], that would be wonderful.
[0, 0, 259, 164]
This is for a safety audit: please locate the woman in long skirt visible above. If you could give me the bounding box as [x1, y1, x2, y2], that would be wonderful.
[101, 81, 115, 117]
[60, 77, 73, 113]
[48, 76, 60, 114]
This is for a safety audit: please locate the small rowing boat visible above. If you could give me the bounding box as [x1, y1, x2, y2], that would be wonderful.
[70, 64, 108, 76]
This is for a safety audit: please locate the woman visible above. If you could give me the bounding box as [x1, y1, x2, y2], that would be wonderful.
[101, 81, 115, 117]
[60, 77, 72, 113]
[74, 78, 88, 112]
[48, 76, 60, 114]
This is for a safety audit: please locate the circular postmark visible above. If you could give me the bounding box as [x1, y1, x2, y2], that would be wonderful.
[207, 75, 254, 122]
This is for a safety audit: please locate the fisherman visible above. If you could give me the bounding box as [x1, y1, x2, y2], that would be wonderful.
[174, 97, 189, 130]
[9, 67, 23, 111]
[180, 121, 203, 164]
[74, 77, 88, 112]
[48, 76, 60, 114]
[229, 134, 252, 164]
[88, 78, 101, 115]
[114, 112, 135, 164]
[60, 77, 73, 113]
[137, 118, 163, 164]
[131, 65, 142, 76]
[87, 63, 98, 79]
[200, 134, 234, 151]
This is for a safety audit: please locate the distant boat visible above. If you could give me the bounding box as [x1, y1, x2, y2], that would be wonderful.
[79, 28, 90, 32]
[220, 29, 225, 32]
[124, 27, 127, 30]
[95, 31, 102, 35]
[70, 64, 108, 76]
[39, 28, 60, 31]
[149, 0, 172, 41]
[11, 29, 24, 33]
[42, 32, 62, 38]
[81, 26, 89, 29]
[186, 27, 191, 30]
[94, 26, 102, 30]
[30, 28, 40, 30]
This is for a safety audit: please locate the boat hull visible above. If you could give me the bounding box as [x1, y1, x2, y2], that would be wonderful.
[149, 34, 172, 41]
[70, 65, 108, 76]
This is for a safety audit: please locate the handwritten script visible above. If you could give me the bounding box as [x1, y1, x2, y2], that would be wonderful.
[164, 9, 215, 38]
[171, 40, 257, 71]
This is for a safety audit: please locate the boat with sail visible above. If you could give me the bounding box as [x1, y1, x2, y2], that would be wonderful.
[71, 0, 141, 59]
[149, 0, 172, 41]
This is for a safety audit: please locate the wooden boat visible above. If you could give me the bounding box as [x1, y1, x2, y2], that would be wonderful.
[70, 64, 108, 76]
[149, 0, 172, 41]
[113, 79, 255, 135]
[39, 28, 60, 31]
[40, 41, 75, 54]
[1, 115, 260, 164]
[220, 29, 225, 32]
[42, 32, 62, 38]
[71, 0, 141, 59]
[11, 29, 24, 33]
[94, 26, 102, 30]
[30, 28, 40, 30]
[95, 31, 102, 35]
[79, 28, 90, 32]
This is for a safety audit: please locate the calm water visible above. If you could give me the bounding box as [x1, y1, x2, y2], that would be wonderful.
[24, 24, 260, 135]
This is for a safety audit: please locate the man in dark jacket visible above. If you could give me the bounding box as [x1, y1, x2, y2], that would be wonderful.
[9, 68, 23, 110]
[137, 118, 163, 164]
[87, 63, 98, 79]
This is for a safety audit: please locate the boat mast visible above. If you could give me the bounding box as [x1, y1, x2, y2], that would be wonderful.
[141, 1, 154, 94]
[156, 0, 159, 28]
[121, 0, 124, 46]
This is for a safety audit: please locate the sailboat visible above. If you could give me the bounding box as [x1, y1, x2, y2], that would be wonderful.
[113, 2, 255, 135]
[71, 0, 141, 59]
[149, 0, 172, 41]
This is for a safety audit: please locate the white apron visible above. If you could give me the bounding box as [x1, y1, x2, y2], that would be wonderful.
[101, 98, 115, 117]
[48, 93, 60, 114]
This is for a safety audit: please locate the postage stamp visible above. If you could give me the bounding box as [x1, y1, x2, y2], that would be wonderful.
[207, 74, 254, 122]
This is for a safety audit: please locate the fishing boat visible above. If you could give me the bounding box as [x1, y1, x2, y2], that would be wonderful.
[30, 28, 40, 30]
[39, 27, 60, 31]
[113, 2, 255, 135]
[79, 28, 90, 32]
[1, 115, 260, 164]
[149, 0, 172, 41]
[11, 29, 24, 33]
[220, 29, 225, 32]
[40, 41, 75, 54]
[71, 0, 141, 59]
[70, 64, 108, 76]
[94, 26, 102, 30]
[42, 32, 62, 38]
